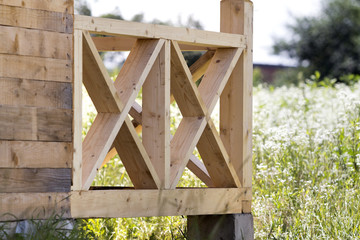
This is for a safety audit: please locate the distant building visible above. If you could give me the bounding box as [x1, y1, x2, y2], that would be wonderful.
[254, 63, 294, 83]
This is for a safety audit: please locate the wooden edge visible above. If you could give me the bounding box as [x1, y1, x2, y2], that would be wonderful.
[70, 188, 251, 218]
[187, 155, 214, 187]
[74, 15, 246, 48]
[189, 50, 216, 82]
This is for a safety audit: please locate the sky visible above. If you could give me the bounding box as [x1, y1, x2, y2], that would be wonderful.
[86, 0, 322, 65]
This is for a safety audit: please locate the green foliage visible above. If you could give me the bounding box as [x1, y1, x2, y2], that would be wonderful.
[273, 0, 360, 82]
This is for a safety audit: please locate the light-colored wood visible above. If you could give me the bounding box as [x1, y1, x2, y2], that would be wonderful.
[70, 188, 251, 218]
[82, 30, 123, 113]
[0, 192, 70, 221]
[0, 78, 72, 109]
[92, 36, 213, 52]
[170, 117, 207, 189]
[129, 102, 142, 126]
[197, 120, 241, 188]
[114, 118, 160, 189]
[0, 54, 72, 83]
[75, 15, 246, 48]
[0, 26, 72, 60]
[198, 47, 243, 113]
[0, 141, 72, 168]
[0, 0, 73, 13]
[143, 41, 171, 189]
[0, 105, 72, 141]
[0, 5, 73, 33]
[220, 0, 253, 190]
[189, 50, 215, 82]
[187, 155, 214, 187]
[0, 169, 71, 193]
[72, 29, 83, 190]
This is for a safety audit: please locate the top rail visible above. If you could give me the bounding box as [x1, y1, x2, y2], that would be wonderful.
[74, 15, 246, 49]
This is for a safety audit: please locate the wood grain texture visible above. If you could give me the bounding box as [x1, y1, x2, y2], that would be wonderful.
[0, 105, 72, 141]
[0, 168, 71, 193]
[0, 192, 70, 221]
[0, 5, 73, 33]
[0, 0, 73, 13]
[0, 78, 72, 109]
[0, 26, 72, 60]
[0, 141, 72, 168]
[0, 54, 72, 83]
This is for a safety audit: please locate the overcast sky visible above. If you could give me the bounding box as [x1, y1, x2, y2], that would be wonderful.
[86, 0, 322, 65]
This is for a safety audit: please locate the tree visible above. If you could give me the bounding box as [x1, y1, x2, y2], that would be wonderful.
[273, 0, 360, 81]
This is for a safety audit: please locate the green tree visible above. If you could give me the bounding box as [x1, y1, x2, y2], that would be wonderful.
[273, 0, 360, 81]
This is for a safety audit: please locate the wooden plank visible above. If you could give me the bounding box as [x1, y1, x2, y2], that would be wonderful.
[0, 0, 73, 13]
[189, 50, 215, 82]
[142, 41, 171, 189]
[114, 119, 160, 189]
[0, 78, 72, 109]
[0, 26, 72, 60]
[82, 30, 123, 113]
[0, 54, 72, 83]
[170, 117, 207, 189]
[71, 188, 251, 218]
[72, 29, 83, 190]
[198, 48, 243, 113]
[0, 105, 72, 142]
[0, 141, 72, 168]
[220, 0, 253, 195]
[0, 5, 73, 33]
[0, 169, 71, 193]
[75, 15, 246, 48]
[0, 192, 70, 221]
[187, 155, 214, 187]
[92, 36, 212, 52]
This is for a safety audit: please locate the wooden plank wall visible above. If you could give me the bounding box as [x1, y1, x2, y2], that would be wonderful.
[0, 0, 73, 219]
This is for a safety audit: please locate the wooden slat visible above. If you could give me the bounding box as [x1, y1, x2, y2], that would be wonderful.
[170, 117, 207, 189]
[0, 78, 72, 109]
[0, 141, 72, 168]
[0, 0, 73, 13]
[114, 119, 160, 189]
[82, 30, 123, 113]
[198, 48, 243, 113]
[0, 192, 70, 221]
[0, 54, 72, 83]
[71, 188, 251, 218]
[187, 155, 214, 187]
[0, 5, 73, 33]
[75, 15, 246, 48]
[72, 29, 83, 190]
[220, 0, 253, 203]
[0, 168, 71, 193]
[0, 105, 72, 141]
[0, 26, 72, 60]
[142, 41, 171, 189]
[189, 50, 215, 82]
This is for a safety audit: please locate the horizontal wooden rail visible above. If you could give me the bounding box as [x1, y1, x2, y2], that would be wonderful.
[74, 15, 246, 48]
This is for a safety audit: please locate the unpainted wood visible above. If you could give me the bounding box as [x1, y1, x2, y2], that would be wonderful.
[0, 168, 71, 193]
[71, 188, 251, 218]
[0, 141, 72, 168]
[143, 41, 171, 189]
[0, 105, 72, 142]
[75, 15, 246, 48]
[0, 192, 70, 221]
[187, 155, 214, 187]
[0, 0, 73, 13]
[189, 50, 215, 83]
[0, 5, 73, 33]
[0, 78, 72, 109]
[0, 54, 72, 83]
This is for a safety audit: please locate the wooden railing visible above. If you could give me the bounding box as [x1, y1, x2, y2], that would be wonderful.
[71, 0, 253, 218]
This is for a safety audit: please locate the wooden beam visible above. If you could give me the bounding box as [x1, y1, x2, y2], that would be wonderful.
[220, 0, 253, 208]
[0, 192, 70, 221]
[74, 15, 246, 48]
[0, 5, 73, 33]
[70, 188, 251, 218]
[0, 0, 73, 13]
[0, 169, 71, 193]
[187, 155, 214, 187]
[142, 41, 171, 189]
[0, 141, 72, 168]
[189, 50, 215, 82]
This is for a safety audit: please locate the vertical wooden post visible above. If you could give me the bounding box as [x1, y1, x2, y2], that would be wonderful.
[220, 0, 253, 212]
[142, 40, 171, 189]
[72, 29, 83, 190]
